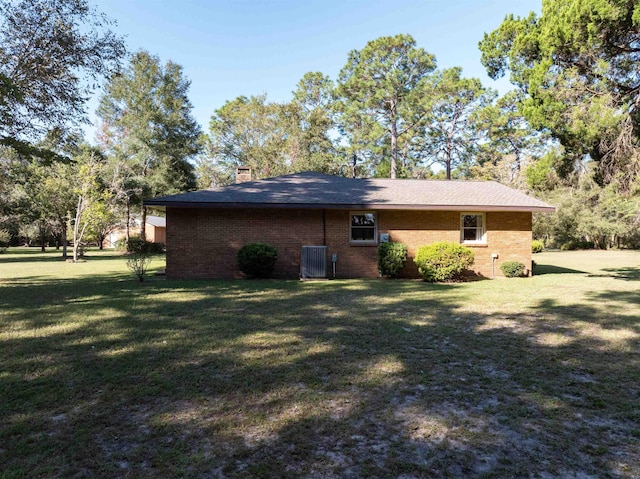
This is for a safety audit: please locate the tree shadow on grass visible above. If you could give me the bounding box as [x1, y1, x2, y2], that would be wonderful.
[533, 263, 586, 275]
[0, 253, 71, 263]
[0, 250, 128, 264]
[1, 277, 639, 478]
[589, 267, 640, 281]
[588, 288, 640, 307]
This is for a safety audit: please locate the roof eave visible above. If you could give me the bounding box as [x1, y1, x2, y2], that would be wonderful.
[143, 200, 555, 213]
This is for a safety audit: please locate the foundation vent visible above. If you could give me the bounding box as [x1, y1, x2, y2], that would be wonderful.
[300, 246, 327, 279]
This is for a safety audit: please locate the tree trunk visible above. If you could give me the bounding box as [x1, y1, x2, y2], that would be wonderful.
[390, 119, 398, 179]
[140, 205, 147, 240]
[61, 218, 68, 258]
[73, 196, 82, 263]
[445, 148, 452, 180]
[39, 223, 46, 252]
[444, 112, 459, 180]
[125, 201, 131, 247]
[62, 234, 68, 258]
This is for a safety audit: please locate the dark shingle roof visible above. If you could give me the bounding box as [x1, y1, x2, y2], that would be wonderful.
[145, 172, 554, 212]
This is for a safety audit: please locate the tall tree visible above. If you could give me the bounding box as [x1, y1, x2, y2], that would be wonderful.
[84, 195, 119, 250]
[203, 85, 341, 185]
[0, 0, 124, 158]
[479, 0, 640, 191]
[473, 91, 545, 170]
[98, 50, 201, 239]
[24, 157, 77, 254]
[416, 67, 496, 179]
[336, 34, 436, 179]
[2, 132, 83, 252]
[207, 94, 290, 181]
[287, 72, 340, 173]
[336, 112, 386, 178]
[70, 146, 105, 262]
[0, 146, 25, 234]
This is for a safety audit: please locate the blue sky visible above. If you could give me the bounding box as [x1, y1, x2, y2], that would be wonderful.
[89, 0, 541, 138]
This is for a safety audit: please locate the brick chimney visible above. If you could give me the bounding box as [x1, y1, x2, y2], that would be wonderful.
[235, 166, 252, 184]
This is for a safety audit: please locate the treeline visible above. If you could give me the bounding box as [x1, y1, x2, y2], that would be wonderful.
[1, 48, 201, 256]
[198, 36, 541, 185]
[480, 0, 640, 249]
[1, 0, 639, 252]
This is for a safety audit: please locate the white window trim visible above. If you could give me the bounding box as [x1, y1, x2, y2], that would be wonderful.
[460, 212, 486, 244]
[350, 211, 378, 245]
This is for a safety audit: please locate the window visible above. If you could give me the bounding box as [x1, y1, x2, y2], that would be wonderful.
[461, 213, 486, 244]
[350, 211, 377, 244]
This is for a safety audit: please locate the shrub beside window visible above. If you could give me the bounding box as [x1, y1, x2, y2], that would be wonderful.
[500, 261, 526, 278]
[377, 241, 408, 278]
[413, 241, 475, 282]
[237, 243, 278, 278]
[531, 239, 544, 253]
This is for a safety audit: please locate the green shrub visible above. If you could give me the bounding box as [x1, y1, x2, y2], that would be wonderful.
[0, 229, 10, 253]
[127, 253, 153, 282]
[560, 239, 594, 251]
[148, 242, 165, 254]
[237, 243, 278, 278]
[560, 242, 573, 251]
[377, 241, 408, 278]
[500, 261, 526, 278]
[127, 238, 165, 255]
[531, 239, 544, 253]
[413, 241, 474, 282]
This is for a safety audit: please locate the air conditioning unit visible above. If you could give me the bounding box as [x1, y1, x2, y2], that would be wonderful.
[300, 246, 327, 279]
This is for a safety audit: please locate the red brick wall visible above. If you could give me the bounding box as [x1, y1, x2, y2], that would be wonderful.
[165, 207, 532, 279]
[166, 208, 325, 279]
[145, 225, 166, 244]
[486, 211, 533, 276]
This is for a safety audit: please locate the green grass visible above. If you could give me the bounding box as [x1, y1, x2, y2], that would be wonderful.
[1, 248, 639, 478]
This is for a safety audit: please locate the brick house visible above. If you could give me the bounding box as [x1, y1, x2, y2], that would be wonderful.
[144, 171, 554, 280]
[145, 215, 166, 244]
[103, 216, 166, 248]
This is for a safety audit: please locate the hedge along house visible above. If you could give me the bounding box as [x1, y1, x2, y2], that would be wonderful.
[144, 170, 555, 280]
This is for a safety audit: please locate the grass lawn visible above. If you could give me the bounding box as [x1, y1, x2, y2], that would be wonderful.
[1, 248, 639, 478]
